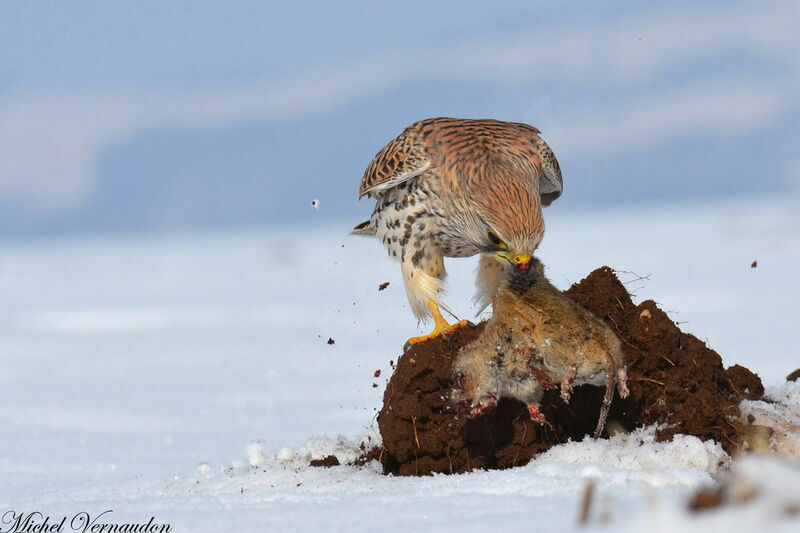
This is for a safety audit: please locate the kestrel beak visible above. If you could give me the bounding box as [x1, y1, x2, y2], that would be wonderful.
[497, 251, 532, 271]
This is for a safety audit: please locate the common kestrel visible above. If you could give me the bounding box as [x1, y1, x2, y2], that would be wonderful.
[354, 117, 562, 346]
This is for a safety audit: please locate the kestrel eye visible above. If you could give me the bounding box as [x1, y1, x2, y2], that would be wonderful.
[486, 230, 506, 249]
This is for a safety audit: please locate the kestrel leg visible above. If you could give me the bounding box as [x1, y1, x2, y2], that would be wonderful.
[402, 249, 471, 349]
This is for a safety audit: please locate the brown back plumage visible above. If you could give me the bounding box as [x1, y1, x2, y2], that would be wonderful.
[359, 118, 562, 207]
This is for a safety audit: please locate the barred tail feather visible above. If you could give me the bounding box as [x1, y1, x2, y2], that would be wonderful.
[351, 220, 377, 236]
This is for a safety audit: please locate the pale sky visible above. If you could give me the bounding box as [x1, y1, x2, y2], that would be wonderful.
[0, 0, 798, 235]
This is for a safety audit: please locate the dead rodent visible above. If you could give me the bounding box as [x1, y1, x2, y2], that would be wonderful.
[452, 258, 629, 438]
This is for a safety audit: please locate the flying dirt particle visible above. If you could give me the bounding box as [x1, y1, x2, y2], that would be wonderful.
[374, 369, 381, 378]
[787, 369, 800, 382]
[327, 338, 335, 345]
[372, 383, 378, 388]
[312, 199, 320, 210]
[751, 260, 758, 268]
[379, 282, 390, 291]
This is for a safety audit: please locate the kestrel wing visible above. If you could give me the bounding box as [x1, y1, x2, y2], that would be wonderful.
[358, 127, 430, 199]
[533, 136, 563, 207]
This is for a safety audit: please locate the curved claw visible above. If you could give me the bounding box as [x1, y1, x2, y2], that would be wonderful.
[404, 300, 473, 351]
[405, 320, 473, 349]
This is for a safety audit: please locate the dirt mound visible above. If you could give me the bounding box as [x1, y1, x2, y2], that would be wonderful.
[377, 266, 764, 476]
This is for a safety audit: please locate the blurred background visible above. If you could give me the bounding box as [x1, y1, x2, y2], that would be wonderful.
[2, 1, 800, 502]
[1, 0, 798, 237]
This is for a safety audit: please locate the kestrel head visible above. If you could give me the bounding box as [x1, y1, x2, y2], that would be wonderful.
[470, 181, 545, 273]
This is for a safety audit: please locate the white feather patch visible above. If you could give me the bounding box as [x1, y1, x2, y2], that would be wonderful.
[401, 260, 449, 322]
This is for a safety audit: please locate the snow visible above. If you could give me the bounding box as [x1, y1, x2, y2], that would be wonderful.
[1, 196, 799, 531]
[740, 383, 800, 457]
[534, 427, 731, 477]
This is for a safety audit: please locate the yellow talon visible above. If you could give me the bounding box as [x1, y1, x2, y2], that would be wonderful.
[405, 300, 472, 350]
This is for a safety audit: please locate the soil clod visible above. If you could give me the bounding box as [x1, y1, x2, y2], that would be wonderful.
[310, 455, 341, 467]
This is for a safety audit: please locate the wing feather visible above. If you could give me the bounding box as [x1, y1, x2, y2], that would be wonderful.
[533, 136, 563, 207]
[358, 127, 430, 198]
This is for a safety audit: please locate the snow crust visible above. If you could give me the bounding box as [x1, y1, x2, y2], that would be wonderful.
[534, 427, 731, 477]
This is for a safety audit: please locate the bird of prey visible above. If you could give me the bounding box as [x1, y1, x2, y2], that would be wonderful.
[353, 117, 562, 346]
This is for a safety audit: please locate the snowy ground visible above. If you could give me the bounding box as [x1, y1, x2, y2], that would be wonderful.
[1, 197, 799, 531]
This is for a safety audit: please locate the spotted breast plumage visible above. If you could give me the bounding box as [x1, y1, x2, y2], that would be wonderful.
[353, 117, 563, 346]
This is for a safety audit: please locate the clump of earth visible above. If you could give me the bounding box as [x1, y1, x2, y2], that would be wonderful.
[376, 266, 765, 476]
